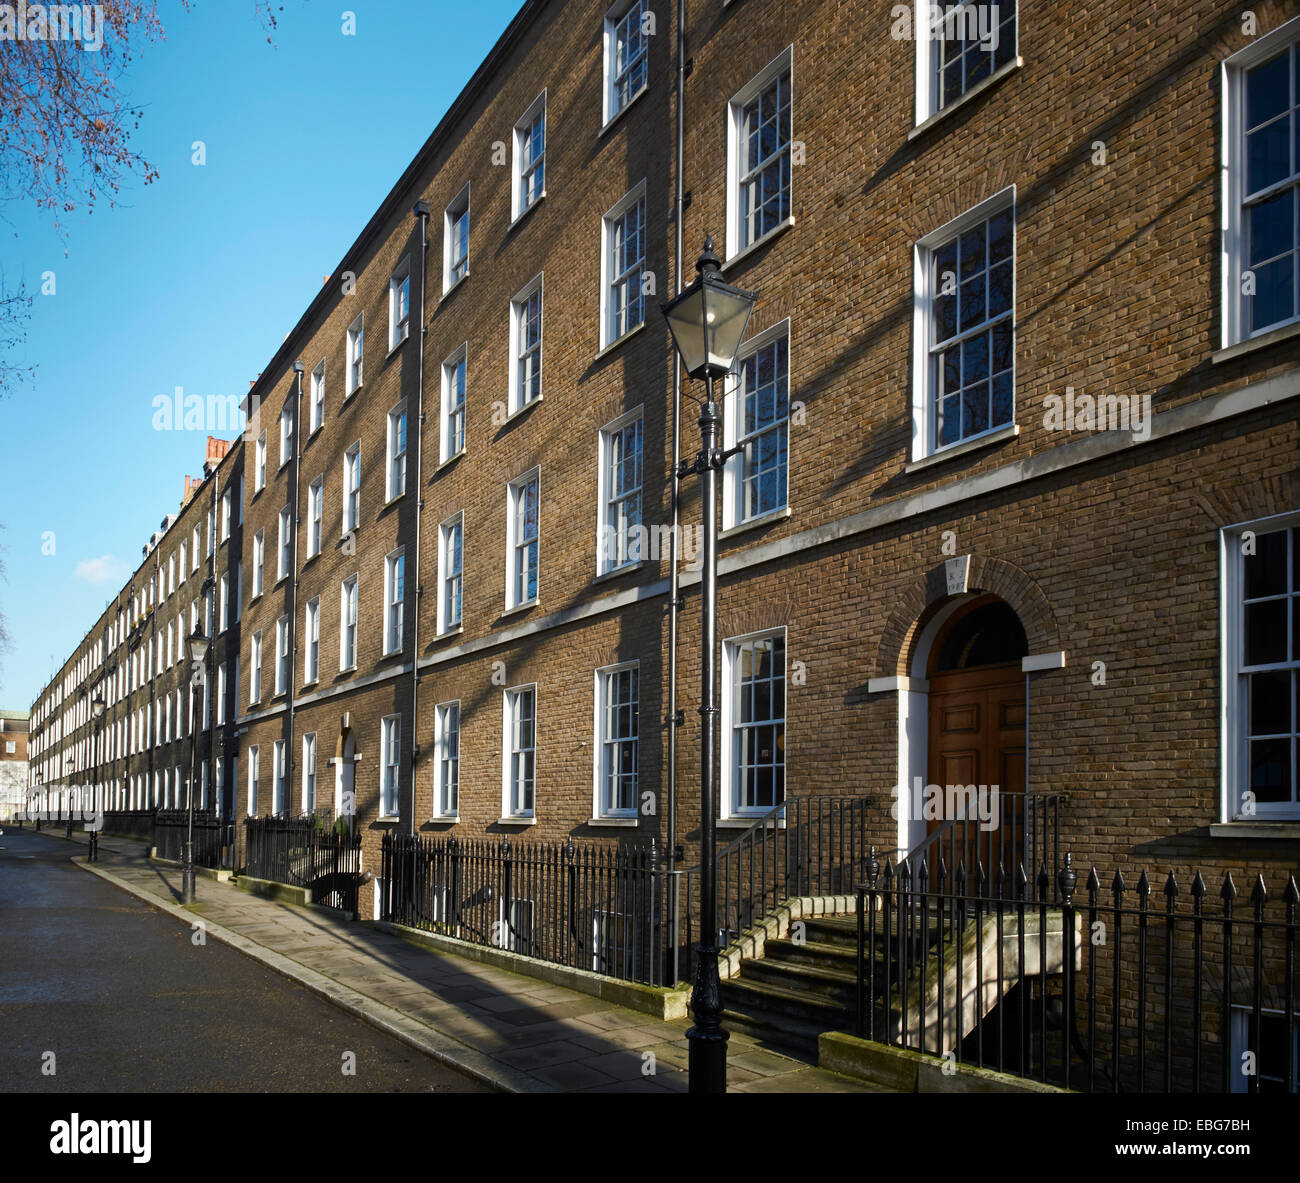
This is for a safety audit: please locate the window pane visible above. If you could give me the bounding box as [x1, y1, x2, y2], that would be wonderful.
[1246, 530, 1289, 598]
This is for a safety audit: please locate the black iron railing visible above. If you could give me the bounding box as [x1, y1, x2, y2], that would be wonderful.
[244, 817, 363, 915]
[380, 833, 676, 986]
[153, 809, 234, 869]
[900, 793, 1063, 893]
[855, 852, 1300, 1093]
[712, 795, 874, 949]
[99, 809, 156, 839]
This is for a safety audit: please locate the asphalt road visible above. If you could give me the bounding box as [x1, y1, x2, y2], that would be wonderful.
[0, 827, 490, 1093]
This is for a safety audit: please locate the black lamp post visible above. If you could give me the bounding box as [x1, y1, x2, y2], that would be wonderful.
[181, 626, 210, 904]
[661, 236, 757, 1094]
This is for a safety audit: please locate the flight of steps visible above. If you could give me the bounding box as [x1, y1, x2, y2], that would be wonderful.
[719, 915, 863, 1062]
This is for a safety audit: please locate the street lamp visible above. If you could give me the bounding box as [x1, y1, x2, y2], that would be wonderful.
[91, 694, 105, 822]
[661, 236, 757, 1094]
[181, 626, 210, 904]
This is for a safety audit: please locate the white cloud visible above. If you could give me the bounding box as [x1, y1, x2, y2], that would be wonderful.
[74, 555, 129, 586]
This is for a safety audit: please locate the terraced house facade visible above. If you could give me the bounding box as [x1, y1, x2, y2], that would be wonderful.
[27, 0, 1300, 1088]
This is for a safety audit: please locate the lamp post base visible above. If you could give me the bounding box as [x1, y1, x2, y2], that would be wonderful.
[686, 943, 728, 1093]
[180, 839, 196, 904]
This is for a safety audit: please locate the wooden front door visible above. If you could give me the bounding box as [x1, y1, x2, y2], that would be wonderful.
[926, 661, 1026, 876]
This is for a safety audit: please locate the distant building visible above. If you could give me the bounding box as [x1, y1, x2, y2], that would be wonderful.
[0, 711, 29, 820]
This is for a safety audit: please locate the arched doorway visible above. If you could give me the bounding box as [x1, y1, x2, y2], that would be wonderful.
[924, 596, 1028, 871]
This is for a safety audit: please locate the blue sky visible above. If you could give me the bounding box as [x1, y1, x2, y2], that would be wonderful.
[0, 0, 522, 709]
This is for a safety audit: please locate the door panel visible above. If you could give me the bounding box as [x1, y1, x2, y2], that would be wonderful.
[927, 664, 1026, 874]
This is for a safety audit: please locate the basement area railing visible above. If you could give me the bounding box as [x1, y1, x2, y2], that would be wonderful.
[856, 853, 1299, 1093]
[244, 816, 363, 916]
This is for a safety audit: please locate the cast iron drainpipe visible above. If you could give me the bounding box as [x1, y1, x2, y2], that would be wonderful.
[409, 199, 431, 837]
[287, 361, 304, 819]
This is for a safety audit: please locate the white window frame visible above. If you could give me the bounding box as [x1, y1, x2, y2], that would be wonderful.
[309, 362, 325, 434]
[216, 662, 227, 726]
[255, 432, 267, 491]
[340, 575, 358, 671]
[437, 512, 464, 635]
[443, 183, 470, 293]
[1220, 510, 1300, 822]
[508, 274, 544, 414]
[380, 713, 401, 819]
[279, 403, 293, 469]
[910, 187, 1016, 462]
[505, 468, 541, 610]
[247, 745, 259, 816]
[386, 402, 407, 501]
[250, 631, 262, 705]
[440, 343, 468, 463]
[502, 684, 537, 819]
[1220, 17, 1300, 349]
[722, 319, 791, 530]
[191, 527, 201, 571]
[307, 476, 323, 557]
[252, 529, 264, 597]
[274, 615, 289, 696]
[388, 258, 411, 351]
[1229, 1006, 1299, 1093]
[302, 732, 317, 814]
[725, 45, 794, 260]
[511, 91, 547, 223]
[602, 0, 649, 127]
[304, 596, 320, 684]
[272, 739, 287, 815]
[600, 182, 647, 349]
[220, 490, 232, 541]
[346, 313, 364, 395]
[383, 548, 406, 656]
[593, 662, 639, 819]
[913, 0, 1020, 126]
[343, 442, 361, 533]
[277, 506, 292, 581]
[433, 700, 460, 819]
[596, 407, 644, 575]
[720, 627, 788, 820]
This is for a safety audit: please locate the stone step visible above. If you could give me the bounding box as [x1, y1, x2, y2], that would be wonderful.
[740, 953, 858, 1002]
[721, 1008, 823, 1064]
[720, 973, 852, 1028]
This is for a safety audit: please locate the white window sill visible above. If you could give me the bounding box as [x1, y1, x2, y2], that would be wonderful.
[436, 624, 464, 640]
[437, 449, 466, 473]
[909, 57, 1025, 143]
[906, 423, 1019, 473]
[719, 814, 786, 829]
[721, 505, 790, 540]
[383, 492, 406, 509]
[505, 394, 543, 424]
[589, 815, 639, 827]
[594, 319, 647, 362]
[429, 814, 460, 824]
[339, 664, 358, 675]
[509, 192, 546, 232]
[344, 387, 361, 404]
[723, 216, 795, 273]
[1212, 317, 1300, 364]
[502, 599, 539, 618]
[600, 86, 648, 139]
[386, 333, 409, 362]
[441, 271, 470, 303]
[1209, 822, 1300, 839]
[594, 559, 647, 585]
[376, 815, 401, 825]
[498, 815, 537, 826]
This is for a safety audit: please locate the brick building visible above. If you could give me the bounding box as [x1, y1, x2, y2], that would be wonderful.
[0, 711, 29, 821]
[26, 0, 1299, 1082]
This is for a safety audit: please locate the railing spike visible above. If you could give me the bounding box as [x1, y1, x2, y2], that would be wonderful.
[1111, 869, 1125, 896]
[1086, 865, 1101, 893]
[1191, 870, 1206, 899]
[1136, 869, 1150, 897]
[1284, 874, 1300, 906]
[1220, 871, 1237, 902]
[1250, 873, 1268, 907]
[1163, 870, 1179, 898]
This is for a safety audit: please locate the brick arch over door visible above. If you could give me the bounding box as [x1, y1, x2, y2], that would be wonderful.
[873, 555, 1060, 679]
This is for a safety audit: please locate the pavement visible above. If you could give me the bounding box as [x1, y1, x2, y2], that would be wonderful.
[15, 823, 882, 1094]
